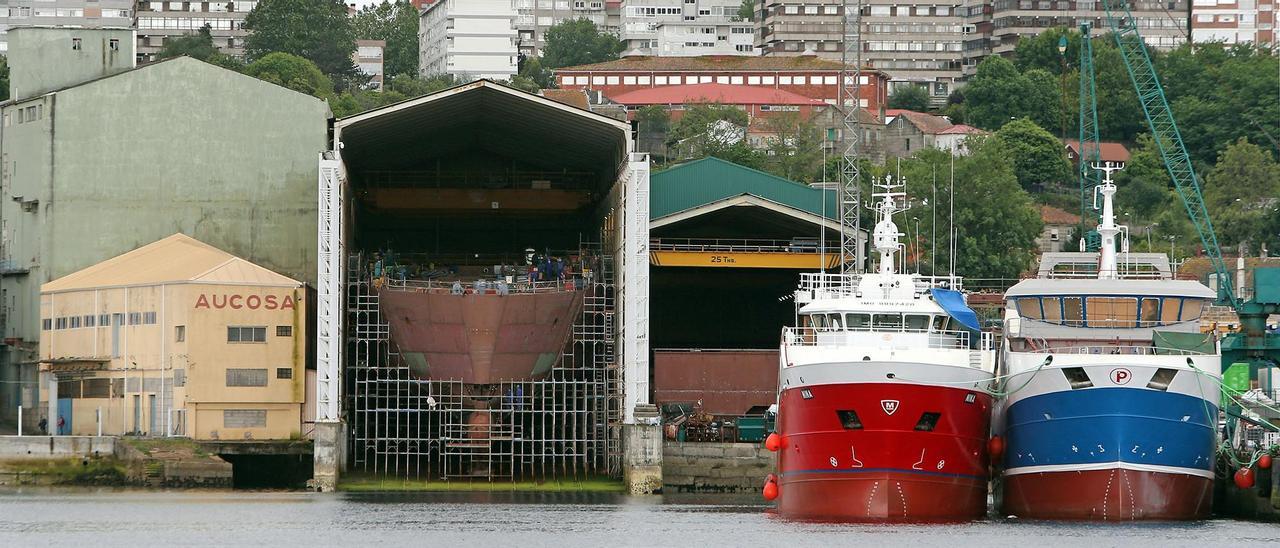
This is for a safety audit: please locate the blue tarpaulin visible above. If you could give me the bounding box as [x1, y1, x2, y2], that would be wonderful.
[930, 288, 981, 331]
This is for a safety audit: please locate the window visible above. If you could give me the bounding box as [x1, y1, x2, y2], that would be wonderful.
[71, 38, 82, 51]
[1085, 296, 1139, 328]
[223, 409, 267, 428]
[828, 314, 843, 329]
[1042, 297, 1062, 322]
[1140, 298, 1160, 325]
[227, 326, 267, 343]
[623, 76, 636, 85]
[83, 315, 96, 328]
[128, 312, 142, 325]
[143, 312, 157, 325]
[655, 76, 669, 85]
[55, 317, 68, 330]
[175, 325, 186, 342]
[810, 314, 828, 328]
[1016, 298, 1043, 320]
[1180, 298, 1205, 322]
[109, 39, 120, 52]
[42, 318, 52, 331]
[226, 368, 268, 387]
[69, 316, 81, 329]
[1062, 297, 1083, 326]
[845, 313, 870, 329]
[1160, 298, 1182, 324]
[561, 76, 574, 86]
[276, 367, 293, 380]
[276, 325, 293, 337]
[836, 410, 863, 429]
[904, 314, 930, 331]
[99, 314, 110, 327]
[716, 76, 729, 84]
[872, 313, 903, 330]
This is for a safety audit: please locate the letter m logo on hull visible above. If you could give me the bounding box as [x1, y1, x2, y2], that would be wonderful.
[881, 400, 899, 415]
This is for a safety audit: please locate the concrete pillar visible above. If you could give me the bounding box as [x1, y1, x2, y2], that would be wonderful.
[312, 420, 345, 492]
[42, 371, 57, 435]
[623, 403, 662, 495]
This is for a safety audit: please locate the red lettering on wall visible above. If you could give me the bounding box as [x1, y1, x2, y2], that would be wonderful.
[265, 295, 278, 310]
[246, 295, 261, 309]
[195, 294, 210, 309]
[212, 295, 227, 309]
[193, 293, 297, 311]
[229, 295, 243, 309]
[282, 295, 295, 310]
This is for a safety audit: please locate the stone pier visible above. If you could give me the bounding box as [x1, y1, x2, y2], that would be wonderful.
[623, 404, 663, 494]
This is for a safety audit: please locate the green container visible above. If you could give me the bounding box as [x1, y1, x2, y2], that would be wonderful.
[737, 416, 766, 443]
[1222, 362, 1251, 408]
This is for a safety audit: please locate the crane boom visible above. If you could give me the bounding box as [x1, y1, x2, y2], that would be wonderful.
[1099, 0, 1236, 304]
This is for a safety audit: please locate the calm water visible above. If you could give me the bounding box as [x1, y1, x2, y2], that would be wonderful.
[0, 488, 1277, 547]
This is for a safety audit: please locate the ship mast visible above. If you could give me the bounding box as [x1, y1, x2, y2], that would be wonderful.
[871, 176, 907, 276]
[1092, 161, 1126, 279]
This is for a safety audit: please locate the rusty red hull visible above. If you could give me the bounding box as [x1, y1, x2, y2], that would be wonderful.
[653, 350, 778, 415]
[777, 471, 988, 522]
[378, 288, 585, 383]
[1003, 469, 1213, 520]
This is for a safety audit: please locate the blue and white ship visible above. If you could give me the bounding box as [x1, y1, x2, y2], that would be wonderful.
[998, 163, 1221, 520]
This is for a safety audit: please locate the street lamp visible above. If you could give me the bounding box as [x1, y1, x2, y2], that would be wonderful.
[1147, 222, 1158, 250]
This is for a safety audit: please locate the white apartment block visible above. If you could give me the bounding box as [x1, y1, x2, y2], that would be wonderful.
[1191, 0, 1276, 45]
[622, 0, 752, 55]
[420, 0, 519, 81]
[0, 0, 134, 54]
[513, 0, 619, 58]
[134, 1, 258, 62]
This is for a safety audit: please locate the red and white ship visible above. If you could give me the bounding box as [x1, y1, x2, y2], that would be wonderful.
[767, 177, 997, 521]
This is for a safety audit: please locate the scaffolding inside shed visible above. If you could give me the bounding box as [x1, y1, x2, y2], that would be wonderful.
[345, 249, 623, 481]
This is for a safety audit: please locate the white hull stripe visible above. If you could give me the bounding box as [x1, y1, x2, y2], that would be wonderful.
[1004, 462, 1214, 480]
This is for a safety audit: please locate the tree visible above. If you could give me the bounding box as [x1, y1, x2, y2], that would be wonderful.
[156, 25, 243, 70]
[1202, 138, 1280, 251]
[761, 113, 825, 183]
[665, 103, 767, 168]
[888, 85, 930, 112]
[1021, 69, 1062, 135]
[738, 0, 756, 21]
[1014, 27, 1079, 75]
[244, 0, 358, 88]
[994, 118, 1072, 193]
[541, 19, 625, 69]
[0, 55, 8, 102]
[243, 52, 335, 99]
[352, 0, 420, 77]
[891, 141, 1042, 279]
[518, 56, 554, 90]
[962, 56, 1029, 130]
[1114, 134, 1171, 223]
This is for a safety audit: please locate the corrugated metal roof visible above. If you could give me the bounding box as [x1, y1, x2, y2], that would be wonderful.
[650, 157, 837, 220]
[611, 83, 827, 106]
[1064, 139, 1131, 162]
[42, 234, 301, 293]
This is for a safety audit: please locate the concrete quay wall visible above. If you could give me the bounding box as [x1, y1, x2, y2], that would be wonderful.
[0, 435, 116, 459]
[662, 441, 773, 493]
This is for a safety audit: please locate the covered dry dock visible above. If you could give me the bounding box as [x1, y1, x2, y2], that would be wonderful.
[312, 81, 655, 490]
[648, 158, 864, 416]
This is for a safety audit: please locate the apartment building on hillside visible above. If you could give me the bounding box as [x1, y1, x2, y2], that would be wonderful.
[420, 0, 519, 80]
[0, 0, 134, 53]
[133, 1, 256, 62]
[1191, 0, 1275, 45]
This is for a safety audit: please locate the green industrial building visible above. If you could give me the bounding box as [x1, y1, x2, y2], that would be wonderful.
[0, 27, 330, 432]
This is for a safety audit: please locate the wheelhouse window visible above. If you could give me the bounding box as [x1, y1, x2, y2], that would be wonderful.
[872, 313, 902, 330]
[904, 314, 930, 331]
[1042, 297, 1062, 322]
[845, 313, 870, 329]
[810, 314, 828, 329]
[1160, 297, 1182, 324]
[1062, 297, 1083, 326]
[1139, 298, 1160, 325]
[828, 314, 843, 330]
[1085, 296, 1138, 328]
[1179, 298, 1205, 322]
[1016, 298, 1042, 320]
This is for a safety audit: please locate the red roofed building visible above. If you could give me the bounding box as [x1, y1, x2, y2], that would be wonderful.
[1064, 139, 1131, 169]
[1038, 205, 1083, 253]
[553, 55, 889, 113]
[611, 83, 828, 121]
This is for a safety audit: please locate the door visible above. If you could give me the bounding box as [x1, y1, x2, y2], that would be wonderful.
[132, 394, 141, 434]
[148, 394, 157, 436]
[56, 398, 72, 435]
[112, 313, 124, 358]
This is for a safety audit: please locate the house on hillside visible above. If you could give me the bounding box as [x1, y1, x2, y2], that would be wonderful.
[882, 109, 967, 157]
[935, 124, 989, 156]
[1064, 139, 1131, 169]
[1037, 205, 1083, 253]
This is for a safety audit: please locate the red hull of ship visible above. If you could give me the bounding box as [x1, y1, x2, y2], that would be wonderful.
[776, 382, 993, 521]
[1003, 469, 1212, 520]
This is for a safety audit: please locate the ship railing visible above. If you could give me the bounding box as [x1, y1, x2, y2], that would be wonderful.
[650, 238, 823, 254]
[380, 277, 582, 294]
[1025, 345, 1214, 356]
[797, 272, 963, 294]
[781, 326, 975, 350]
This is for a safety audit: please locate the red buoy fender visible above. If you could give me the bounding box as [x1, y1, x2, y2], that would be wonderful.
[1234, 468, 1255, 489]
[987, 435, 1005, 458]
[763, 480, 779, 501]
[765, 432, 782, 452]
[1258, 454, 1273, 470]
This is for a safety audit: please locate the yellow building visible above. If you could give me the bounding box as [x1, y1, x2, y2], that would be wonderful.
[38, 234, 307, 440]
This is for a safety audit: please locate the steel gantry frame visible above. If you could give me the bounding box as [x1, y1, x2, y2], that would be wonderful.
[840, 0, 864, 273]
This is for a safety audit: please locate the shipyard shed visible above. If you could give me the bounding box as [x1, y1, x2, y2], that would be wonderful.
[314, 80, 655, 490]
[648, 158, 865, 416]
